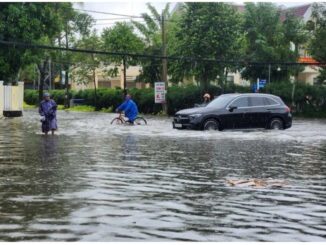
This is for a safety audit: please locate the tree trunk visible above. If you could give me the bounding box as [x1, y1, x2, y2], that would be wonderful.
[224, 68, 229, 93]
[38, 59, 49, 102]
[123, 57, 127, 95]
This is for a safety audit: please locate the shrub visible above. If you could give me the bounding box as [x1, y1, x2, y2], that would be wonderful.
[24, 82, 326, 117]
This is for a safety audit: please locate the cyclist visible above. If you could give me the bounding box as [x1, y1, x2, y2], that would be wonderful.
[115, 94, 139, 124]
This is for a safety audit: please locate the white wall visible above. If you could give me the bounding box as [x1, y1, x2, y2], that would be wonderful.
[0, 81, 3, 115]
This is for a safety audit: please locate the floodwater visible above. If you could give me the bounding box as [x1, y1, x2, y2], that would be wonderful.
[0, 109, 326, 241]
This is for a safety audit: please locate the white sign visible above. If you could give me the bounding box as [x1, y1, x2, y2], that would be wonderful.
[61, 71, 66, 85]
[155, 82, 166, 104]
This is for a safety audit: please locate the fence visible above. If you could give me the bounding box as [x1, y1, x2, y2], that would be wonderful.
[0, 81, 24, 117]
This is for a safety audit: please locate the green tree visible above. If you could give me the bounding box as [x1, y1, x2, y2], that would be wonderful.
[0, 3, 94, 102]
[0, 3, 65, 82]
[71, 31, 101, 108]
[310, 3, 326, 84]
[241, 2, 307, 83]
[55, 4, 94, 106]
[101, 22, 144, 90]
[168, 2, 243, 89]
[132, 3, 171, 84]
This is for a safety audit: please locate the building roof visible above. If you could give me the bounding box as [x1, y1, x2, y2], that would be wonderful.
[232, 3, 312, 21]
[280, 4, 311, 22]
[298, 57, 319, 64]
[232, 4, 245, 13]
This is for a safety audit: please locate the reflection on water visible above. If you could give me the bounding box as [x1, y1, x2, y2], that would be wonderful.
[0, 110, 326, 241]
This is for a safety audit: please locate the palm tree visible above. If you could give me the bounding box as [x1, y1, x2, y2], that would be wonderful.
[132, 3, 171, 46]
[131, 3, 171, 84]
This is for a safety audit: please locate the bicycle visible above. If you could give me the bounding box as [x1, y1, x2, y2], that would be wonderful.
[110, 112, 147, 125]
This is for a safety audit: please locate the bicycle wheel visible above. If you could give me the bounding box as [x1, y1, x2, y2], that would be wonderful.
[134, 117, 147, 125]
[111, 117, 124, 125]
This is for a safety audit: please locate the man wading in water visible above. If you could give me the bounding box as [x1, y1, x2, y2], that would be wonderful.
[39, 93, 58, 135]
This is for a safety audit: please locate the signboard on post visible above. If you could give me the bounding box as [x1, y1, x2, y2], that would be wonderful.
[155, 82, 166, 104]
[253, 78, 267, 92]
[259, 79, 267, 89]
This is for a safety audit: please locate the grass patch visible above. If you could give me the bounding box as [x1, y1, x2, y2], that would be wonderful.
[293, 111, 326, 119]
[57, 105, 65, 110]
[64, 105, 96, 112]
[100, 106, 113, 113]
[23, 102, 36, 109]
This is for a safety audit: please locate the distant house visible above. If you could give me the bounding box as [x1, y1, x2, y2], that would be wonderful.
[232, 3, 321, 85]
[70, 64, 149, 91]
[280, 4, 321, 85]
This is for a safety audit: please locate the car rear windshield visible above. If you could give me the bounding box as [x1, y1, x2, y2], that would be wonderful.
[206, 95, 237, 109]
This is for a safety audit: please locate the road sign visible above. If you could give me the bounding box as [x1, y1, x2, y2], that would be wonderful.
[259, 79, 267, 88]
[155, 82, 166, 103]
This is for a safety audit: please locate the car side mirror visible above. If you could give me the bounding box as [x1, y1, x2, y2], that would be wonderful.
[229, 106, 237, 112]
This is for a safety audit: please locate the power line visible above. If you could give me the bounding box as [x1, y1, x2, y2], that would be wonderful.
[94, 21, 147, 26]
[77, 8, 176, 23]
[1, 40, 325, 67]
[94, 17, 140, 21]
[75, 8, 142, 18]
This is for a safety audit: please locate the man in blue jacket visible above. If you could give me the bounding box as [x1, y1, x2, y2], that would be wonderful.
[116, 94, 138, 124]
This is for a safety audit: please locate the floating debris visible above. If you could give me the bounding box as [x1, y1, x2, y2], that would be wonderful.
[226, 178, 289, 188]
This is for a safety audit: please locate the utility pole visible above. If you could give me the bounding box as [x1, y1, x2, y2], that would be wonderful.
[49, 59, 52, 90]
[58, 35, 62, 89]
[64, 23, 69, 108]
[123, 57, 127, 95]
[91, 53, 98, 109]
[161, 13, 168, 114]
[268, 64, 271, 84]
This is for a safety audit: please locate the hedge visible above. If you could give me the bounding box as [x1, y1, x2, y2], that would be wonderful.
[24, 82, 326, 117]
[261, 82, 326, 116]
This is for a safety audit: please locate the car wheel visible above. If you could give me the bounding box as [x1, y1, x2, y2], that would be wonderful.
[203, 119, 219, 131]
[269, 118, 284, 130]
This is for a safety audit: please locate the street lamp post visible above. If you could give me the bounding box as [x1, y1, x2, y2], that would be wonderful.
[268, 64, 271, 84]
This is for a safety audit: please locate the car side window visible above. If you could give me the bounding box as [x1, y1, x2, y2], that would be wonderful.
[263, 97, 278, 106]
[250, 97, 265, 107]
[230, 97, 249, 108]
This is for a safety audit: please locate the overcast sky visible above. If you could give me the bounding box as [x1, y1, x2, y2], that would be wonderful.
[75, 1, 312, 33]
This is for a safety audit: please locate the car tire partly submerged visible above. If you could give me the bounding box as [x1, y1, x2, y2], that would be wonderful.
[269, 118, 284, 130]
[203, 119, 220, 131]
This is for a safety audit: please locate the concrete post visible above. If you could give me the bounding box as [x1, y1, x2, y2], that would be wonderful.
[18, 81, 24, 111]
[0, 81, 3, 116]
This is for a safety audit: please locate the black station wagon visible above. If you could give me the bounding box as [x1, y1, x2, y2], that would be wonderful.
[172, 93, 292, 131]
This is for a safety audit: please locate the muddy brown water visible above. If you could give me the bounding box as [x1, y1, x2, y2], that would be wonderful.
[0, 110, 326, 241]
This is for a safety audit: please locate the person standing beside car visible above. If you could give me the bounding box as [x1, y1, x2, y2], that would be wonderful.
[202, 93, 211, 106]
[39, 93, 58, 135]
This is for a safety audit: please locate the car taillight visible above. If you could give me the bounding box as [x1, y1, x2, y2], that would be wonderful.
[285, 106, 291, 113]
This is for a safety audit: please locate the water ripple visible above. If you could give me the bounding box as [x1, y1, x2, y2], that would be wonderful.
[0, 110, 326, 241]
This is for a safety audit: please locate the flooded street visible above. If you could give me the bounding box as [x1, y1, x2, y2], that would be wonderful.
[0, 109, 326, 241]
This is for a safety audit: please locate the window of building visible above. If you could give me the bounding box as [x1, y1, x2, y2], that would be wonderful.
[227, 75, 235, 84]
